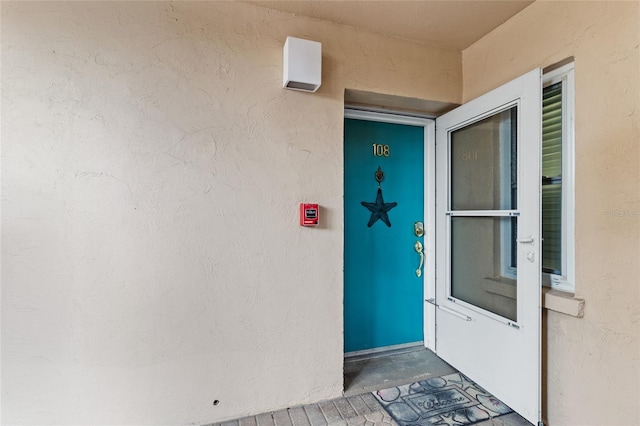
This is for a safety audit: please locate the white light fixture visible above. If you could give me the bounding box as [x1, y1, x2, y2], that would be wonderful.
[283, 36, 322, 93]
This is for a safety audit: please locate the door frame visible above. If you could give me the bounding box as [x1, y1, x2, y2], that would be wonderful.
[343, 108, 436, 351]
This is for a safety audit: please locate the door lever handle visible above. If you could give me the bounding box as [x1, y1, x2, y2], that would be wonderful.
[516, 236, 535, 244]
[414, 241, 424, 277]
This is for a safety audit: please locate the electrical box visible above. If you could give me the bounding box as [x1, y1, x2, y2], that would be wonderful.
[300, 203, 319, 226]
[283, 36, 322, 92]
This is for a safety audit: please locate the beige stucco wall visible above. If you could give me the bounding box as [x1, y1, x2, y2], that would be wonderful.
[1, 1, 460, 424]
[463, 2, 640, 425]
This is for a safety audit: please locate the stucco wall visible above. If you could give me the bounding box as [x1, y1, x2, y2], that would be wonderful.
[1, 1, 460, 424]
[463, 2, 640, 425]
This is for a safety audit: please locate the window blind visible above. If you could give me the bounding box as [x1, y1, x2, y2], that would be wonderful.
[542, 83, 563, 274]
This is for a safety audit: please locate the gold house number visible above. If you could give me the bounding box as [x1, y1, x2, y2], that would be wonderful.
[372, 143, 390, 157]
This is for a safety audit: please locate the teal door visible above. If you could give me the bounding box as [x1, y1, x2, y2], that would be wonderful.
[344, 114, 425, 353]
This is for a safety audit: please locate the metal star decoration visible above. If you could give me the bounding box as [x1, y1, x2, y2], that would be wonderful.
[361, 187, 398, 227]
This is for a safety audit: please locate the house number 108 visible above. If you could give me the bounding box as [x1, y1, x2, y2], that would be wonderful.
[372, 144, 390, 157]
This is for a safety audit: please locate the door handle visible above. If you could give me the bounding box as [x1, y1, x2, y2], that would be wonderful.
[414, 241, 424, 277]
[439, 305, 472, 321]
[517, 236, 535, 244]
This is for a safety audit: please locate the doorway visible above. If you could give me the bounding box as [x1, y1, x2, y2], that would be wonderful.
[342, 68, 542, 425]
[343, 110, 435, 357]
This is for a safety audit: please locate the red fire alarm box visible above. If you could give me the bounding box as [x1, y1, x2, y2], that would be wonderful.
[300, 203, 319, 226]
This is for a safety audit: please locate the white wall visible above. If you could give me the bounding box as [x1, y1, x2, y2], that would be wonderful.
[1, 2, 461, 424]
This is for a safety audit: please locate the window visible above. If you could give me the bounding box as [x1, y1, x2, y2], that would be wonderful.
[542, 63, 575, 292]
[501, 63, 575, 292]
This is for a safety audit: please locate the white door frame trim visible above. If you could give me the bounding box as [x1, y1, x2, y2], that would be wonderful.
[343, 109, 436, 351]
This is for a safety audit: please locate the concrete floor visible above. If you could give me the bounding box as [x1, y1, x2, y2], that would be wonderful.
[344, 346, 457, 396]
[205, 347, 532, 426]
[344, 347, 531, 426]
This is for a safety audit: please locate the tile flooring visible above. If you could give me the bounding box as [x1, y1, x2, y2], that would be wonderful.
[203, 393, 394, 426]
[204, 348, 531, 426]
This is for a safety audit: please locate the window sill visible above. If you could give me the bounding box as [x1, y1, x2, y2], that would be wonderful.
[542, 287, 584, 318]
[483, 277, 516, 299]
[483, 279, 584, 318]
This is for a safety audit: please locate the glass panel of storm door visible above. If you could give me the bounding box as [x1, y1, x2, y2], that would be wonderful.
[451, 107, 517, 211]
[450, 216, 517, 321]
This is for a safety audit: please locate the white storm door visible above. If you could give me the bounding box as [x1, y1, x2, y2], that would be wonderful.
[435, 69, 542, 425]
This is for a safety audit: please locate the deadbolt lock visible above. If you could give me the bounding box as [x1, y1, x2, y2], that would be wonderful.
[414, 221, 424, 237]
